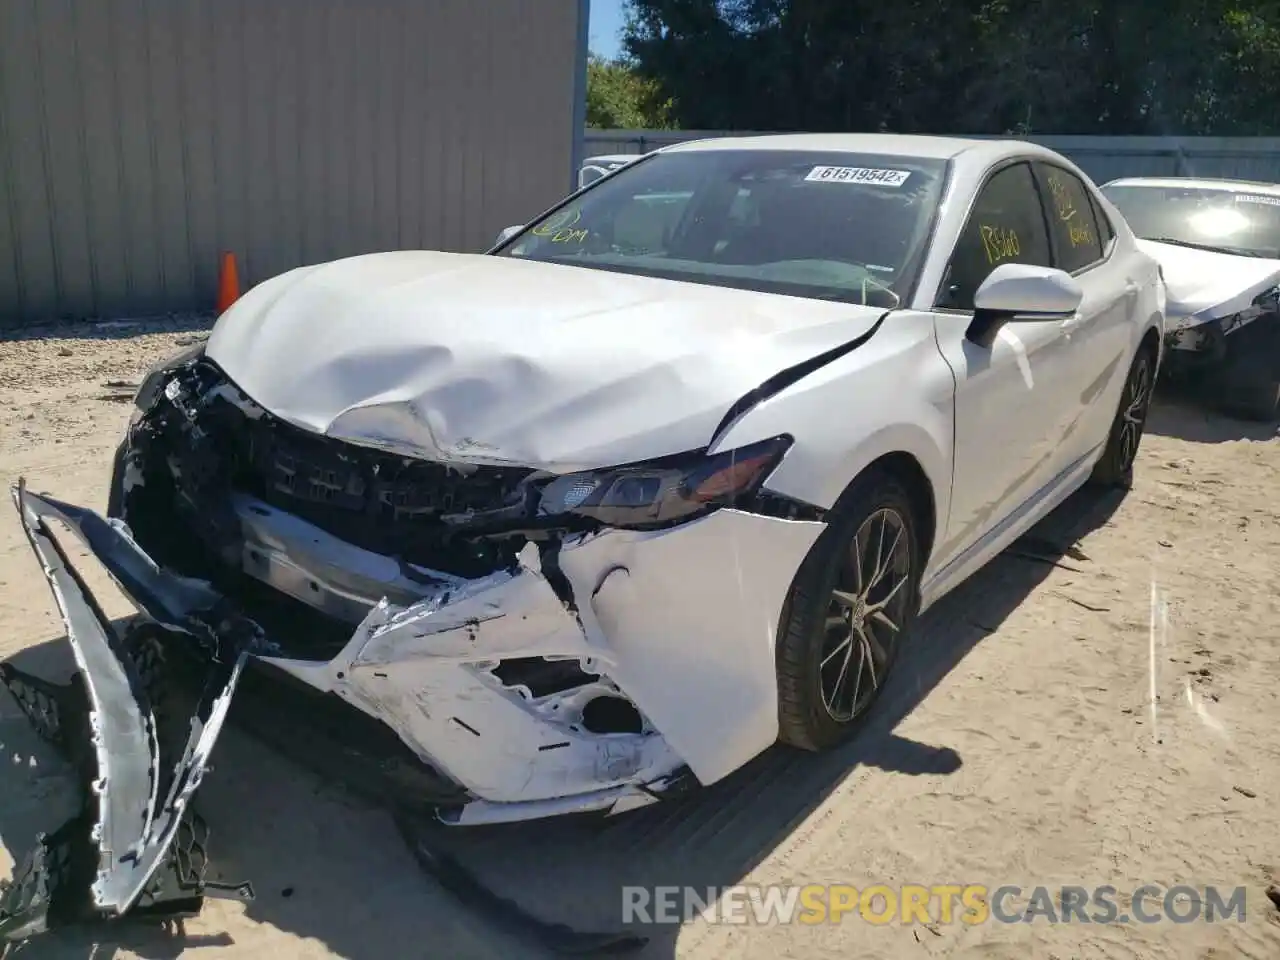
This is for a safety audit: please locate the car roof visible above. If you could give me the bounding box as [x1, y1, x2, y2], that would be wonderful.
[659, 133, 1061, 165]
[1103, 176, 1280, 194]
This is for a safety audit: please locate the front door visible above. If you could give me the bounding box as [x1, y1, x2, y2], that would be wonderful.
[930, 161, 1081, 567]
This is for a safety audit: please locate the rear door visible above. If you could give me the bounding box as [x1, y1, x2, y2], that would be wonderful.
[930, 161, 1081, 565]
[1030, 162, 1136, 466]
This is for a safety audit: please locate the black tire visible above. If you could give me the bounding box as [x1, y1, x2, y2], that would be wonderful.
[1216, 321, 1280, 422]
[1224, 379, 1280, 421]
[1089, 341, 1157, 490]
[776, 468, 922, 752]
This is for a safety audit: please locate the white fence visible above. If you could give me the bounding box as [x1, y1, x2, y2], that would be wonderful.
[583, 130, 1280, 186]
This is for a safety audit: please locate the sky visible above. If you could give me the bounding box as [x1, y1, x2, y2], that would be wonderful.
[589, 0, 626, 59]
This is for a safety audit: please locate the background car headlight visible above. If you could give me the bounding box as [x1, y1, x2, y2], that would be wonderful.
[536, 435, 792, 530]
[133, 342, 206, 414]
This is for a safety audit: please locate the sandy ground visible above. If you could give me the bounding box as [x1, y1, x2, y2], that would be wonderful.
[0, 320, 1278, 960]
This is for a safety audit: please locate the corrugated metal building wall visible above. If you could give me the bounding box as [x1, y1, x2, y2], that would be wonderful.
[0, 0, 588, 328]
[584, 130, 1280, 188]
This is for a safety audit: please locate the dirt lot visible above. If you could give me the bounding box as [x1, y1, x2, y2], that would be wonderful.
[1, 320, 1278, 960]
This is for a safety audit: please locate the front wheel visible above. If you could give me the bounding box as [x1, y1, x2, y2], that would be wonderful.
[1089, 342, 1156, 490]
[775, 469, 922, 752]
[1215, 322, 1280, 422]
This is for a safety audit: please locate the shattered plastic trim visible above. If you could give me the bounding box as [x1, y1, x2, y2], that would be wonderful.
[9, 480, 159, 915]
[0, 483, 255, 942]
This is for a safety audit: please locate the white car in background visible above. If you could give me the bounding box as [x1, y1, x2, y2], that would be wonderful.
[1101, 177, 1280, 420]
[3, 134, 1163, 938]
[578, 153, 640, 188]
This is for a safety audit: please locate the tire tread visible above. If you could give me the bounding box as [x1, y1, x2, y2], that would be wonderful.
[775, 468, 920, 752]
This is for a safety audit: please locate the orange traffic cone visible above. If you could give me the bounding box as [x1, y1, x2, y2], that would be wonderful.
[216, 251, 241, 314]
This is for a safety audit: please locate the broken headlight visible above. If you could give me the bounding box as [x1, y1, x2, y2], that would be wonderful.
[536, 435, 792, 530]
[134, 342, 207, 414]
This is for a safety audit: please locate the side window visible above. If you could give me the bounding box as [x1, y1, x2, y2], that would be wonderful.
[1089, 191, 1116, 251]
[940, 162, 1051, 310]
[1036, 164, 1105, 271]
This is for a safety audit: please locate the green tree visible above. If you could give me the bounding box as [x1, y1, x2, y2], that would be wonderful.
[585, 55, 677, 129]
[621, 0, 1280, 135]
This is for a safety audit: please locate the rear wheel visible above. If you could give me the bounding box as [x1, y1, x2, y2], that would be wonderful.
[776, 469, 921, 752]
[1089, 342, 1156, 490]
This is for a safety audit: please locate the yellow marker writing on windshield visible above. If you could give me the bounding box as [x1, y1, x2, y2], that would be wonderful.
[532, 208, 583, 237]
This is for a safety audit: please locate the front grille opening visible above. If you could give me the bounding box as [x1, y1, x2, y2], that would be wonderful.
[122, 473, 354, 659]
[163, 362, 539, 579]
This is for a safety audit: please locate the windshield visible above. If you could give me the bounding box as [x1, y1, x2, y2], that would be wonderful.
[497, 149, 949, 308]
[1101, 184, 1280, 258]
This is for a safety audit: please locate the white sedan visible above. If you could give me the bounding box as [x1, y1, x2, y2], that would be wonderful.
[2, 134, 1163, 935]
[1100, 176, 1280, 420]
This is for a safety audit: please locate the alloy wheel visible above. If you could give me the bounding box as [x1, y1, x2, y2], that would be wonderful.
[819, 507, 912, 722]
[1118, 353, 1153, 471]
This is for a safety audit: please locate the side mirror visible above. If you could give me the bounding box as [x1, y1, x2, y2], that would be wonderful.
[494, 225, 523, 247]
[967, 263, 1084, 347]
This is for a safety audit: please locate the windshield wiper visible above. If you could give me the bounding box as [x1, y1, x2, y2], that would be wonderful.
[1142, 237, 1265, 257]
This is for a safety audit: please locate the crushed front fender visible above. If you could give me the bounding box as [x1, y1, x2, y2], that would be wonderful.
[0, 481, 254, 943]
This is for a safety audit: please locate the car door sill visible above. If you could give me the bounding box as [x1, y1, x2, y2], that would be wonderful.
[919, 444, 1102, 611]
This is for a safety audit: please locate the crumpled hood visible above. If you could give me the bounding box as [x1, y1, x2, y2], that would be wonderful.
[1136, 238, 1280, 325]
[205, 251, 885, 471]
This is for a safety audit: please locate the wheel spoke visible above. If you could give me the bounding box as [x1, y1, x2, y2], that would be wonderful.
[855, 625, 878, 693]
[848, 635, 866, 708]
[831, 589, 859, 610]
[1124, 364, 1150, 426]
[869, 609, 899, 633]
[861, 621, 889, 664]
[864, 570, 908, 616]
[866, 516, 889, 589]
[822, 632, 853, 668]
[849, 527, 865, 594]
[869, 522, 904, 594]
[825, 641, 854, 714]
[1132, 372, 1148, 404]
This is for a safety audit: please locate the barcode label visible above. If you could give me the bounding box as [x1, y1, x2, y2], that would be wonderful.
[804, 166, 911, 187]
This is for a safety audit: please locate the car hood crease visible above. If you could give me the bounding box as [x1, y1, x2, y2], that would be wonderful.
[206, 251, 889, 471]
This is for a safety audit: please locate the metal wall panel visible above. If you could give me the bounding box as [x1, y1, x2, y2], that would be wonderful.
[0, 0, 585, 327]
[584, 130, 1280, 188]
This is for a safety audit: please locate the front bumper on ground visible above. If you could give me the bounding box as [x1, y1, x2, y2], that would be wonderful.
[2, 475, 826, 934]
[1, 482, 255, 941]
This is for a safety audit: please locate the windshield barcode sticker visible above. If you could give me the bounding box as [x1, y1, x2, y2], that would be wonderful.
[1233, 193, 1280, 207]
[804, 166, 910, 187]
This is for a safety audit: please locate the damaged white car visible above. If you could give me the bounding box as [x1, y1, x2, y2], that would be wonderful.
[1101, 177, 1280, 420]
[3, 134, 1165, 938]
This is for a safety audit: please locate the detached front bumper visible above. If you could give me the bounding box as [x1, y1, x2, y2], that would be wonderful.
[1, 482, 254, 942]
